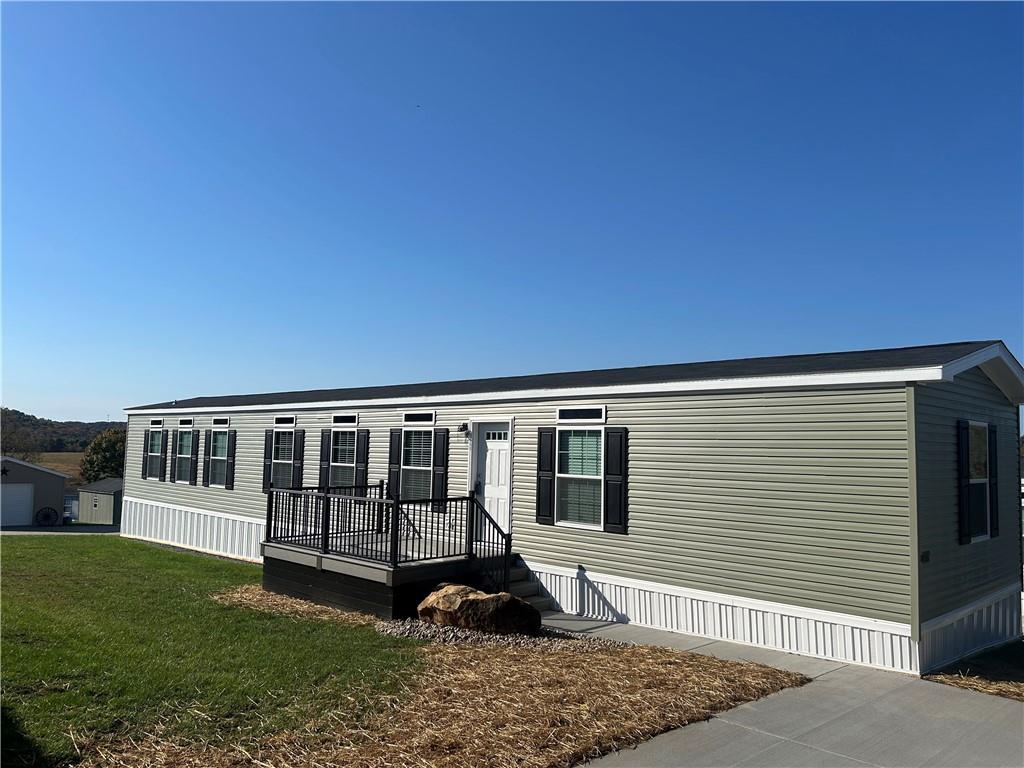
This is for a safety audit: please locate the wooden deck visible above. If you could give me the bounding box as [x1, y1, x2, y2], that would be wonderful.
[262, 485, 513, 618]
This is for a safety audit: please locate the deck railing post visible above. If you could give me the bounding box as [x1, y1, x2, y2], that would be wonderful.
[389, 500, 401, 568]
[503, 533, 512, 592]
[265, 486, 274, 542]
[466, 492, 476, 559]
[320, 493, 330, 554]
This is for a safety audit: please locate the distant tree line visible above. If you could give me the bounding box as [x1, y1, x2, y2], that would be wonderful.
[1, 407, 125, 458]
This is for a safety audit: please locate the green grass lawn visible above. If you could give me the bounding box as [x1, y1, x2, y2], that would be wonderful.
[1, 536, 421, 766]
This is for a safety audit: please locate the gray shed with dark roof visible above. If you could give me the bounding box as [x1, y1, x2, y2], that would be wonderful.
[77, 477, 123, 525]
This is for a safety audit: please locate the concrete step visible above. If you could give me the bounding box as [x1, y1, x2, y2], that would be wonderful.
[509, 579, 539, 598]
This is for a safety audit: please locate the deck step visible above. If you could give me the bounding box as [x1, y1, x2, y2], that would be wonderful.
[510, 579, 539, 598]
[509, 565, 530, 582]
[524, 593, 552, 612]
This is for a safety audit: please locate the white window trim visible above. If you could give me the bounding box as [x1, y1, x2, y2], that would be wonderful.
[274, 415, 296, 427]
[146, 429, 163, 480]
[554, 425, 604, 530]
[178, 418, 194, 427]
[174, 429, 194, 482]
[212, 416, 230, 427]
[149, 419, 163, 427]
[403, 411, 436, 426]
[400, 427, 434, 499]
[272, 427, 296, 488]
[329, 428, 357, 486]
[332, 412, 359, 426]
[208, 428, 230, 489]
[968, 420, 991, 543]
[556, 405, 606, 424]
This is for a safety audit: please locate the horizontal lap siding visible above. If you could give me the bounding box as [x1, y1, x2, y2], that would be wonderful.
[914, 368, 1022, 622]
[123, 385, 912, 623]
[508, 388, 912, 623]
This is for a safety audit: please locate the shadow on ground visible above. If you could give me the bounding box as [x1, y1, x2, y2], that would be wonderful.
[2, 706, 50, 767]
[937, 640, 1024, 684]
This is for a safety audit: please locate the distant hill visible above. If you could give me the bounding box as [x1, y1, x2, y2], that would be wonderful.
[1, 408, 125, 453]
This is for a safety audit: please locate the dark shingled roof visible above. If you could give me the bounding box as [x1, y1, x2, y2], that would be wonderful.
[130, 340, 1001, 411]
[77, 477, 124, 494]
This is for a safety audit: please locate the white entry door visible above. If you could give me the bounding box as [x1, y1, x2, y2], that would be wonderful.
[474, 423, 512, 534]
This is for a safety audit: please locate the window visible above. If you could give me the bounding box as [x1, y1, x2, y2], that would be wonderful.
[967, 422, 990, 541]
[332, 413, 358, 426]
[178, 418, 194, 427]
[209, 430, 229, 486]
[330, 430, 356, 486]
[212, 417, 230, 427]
[485, 430, 509, 441]
[557, 406, 606, 424]
[92, 497, 99, 510]
[146, 430, 163, 478]
[403, 411, 435, 425]
[175, 430, 193, 481]
[401, 430, 433, 499]
[275, 416, 296, 426]
[272, 430, 294, 488]
[556, 429, 603, 527]
[150, 419, 163, 427]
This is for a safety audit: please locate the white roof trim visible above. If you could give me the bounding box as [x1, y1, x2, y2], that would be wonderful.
[122, 343, 1024, 415]
[125, 365, 950, 415]
[941, 343, 1024, 404]
[1, 456, 71, 478]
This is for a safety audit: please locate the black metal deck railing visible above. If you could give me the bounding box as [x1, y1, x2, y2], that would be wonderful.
[265, 482, 512, 591]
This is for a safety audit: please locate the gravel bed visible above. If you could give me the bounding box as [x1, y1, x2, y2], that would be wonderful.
[376, 617, 629, 649]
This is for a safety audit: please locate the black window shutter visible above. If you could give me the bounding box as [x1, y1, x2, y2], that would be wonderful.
[262, 429, 274, 492]
[387, 428, 402, 499]
[225, 430, 237, 490]
[536, 427, 555, 525]
[957, 419, 970, 545]
[202, 429, 212, 487]
[169, 430, 179, 483]
[988, 424, 999, 537]
[355, 429, 370, 490]
[318, 429, 331, 489]
[291, 429, 305, 489]
[432, 428, 450, 501]
[158, 430, 169, 482]
[603, 427, 628, 534]
[189, 429, 200, 485]
[142, 429, 150, 479]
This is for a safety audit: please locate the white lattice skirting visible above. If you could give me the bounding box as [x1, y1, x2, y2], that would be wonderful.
[918, 582, 1022, 673]
[525, 560, 922, 673]
[121, 497, 264, 563]
[527, 562, 1023, 674]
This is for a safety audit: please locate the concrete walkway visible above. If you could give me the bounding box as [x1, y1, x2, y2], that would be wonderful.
[543, 613, 1024, 768]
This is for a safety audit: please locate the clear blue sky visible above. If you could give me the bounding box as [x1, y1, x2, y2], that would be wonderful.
[3, 2, 1021, 421]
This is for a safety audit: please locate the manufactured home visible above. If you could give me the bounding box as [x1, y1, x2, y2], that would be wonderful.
[121, 340, 1024, 674]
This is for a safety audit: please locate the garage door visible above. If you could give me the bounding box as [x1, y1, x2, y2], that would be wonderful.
[2, 483, 35, 526]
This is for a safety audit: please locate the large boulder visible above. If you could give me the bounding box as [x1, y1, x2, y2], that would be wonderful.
[417, 584, 542, 635]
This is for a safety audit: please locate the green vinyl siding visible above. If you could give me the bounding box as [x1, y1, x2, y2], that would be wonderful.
[124, 384, 914, 623]
[913, 367, 1022, 622]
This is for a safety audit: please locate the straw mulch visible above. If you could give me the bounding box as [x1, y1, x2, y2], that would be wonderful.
[925, 640, 1024, 702]
[83, 586, 808, 768]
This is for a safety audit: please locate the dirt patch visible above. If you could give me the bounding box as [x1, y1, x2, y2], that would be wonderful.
[925, 640, 1024, 702]
[83, 587, 808, 768]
